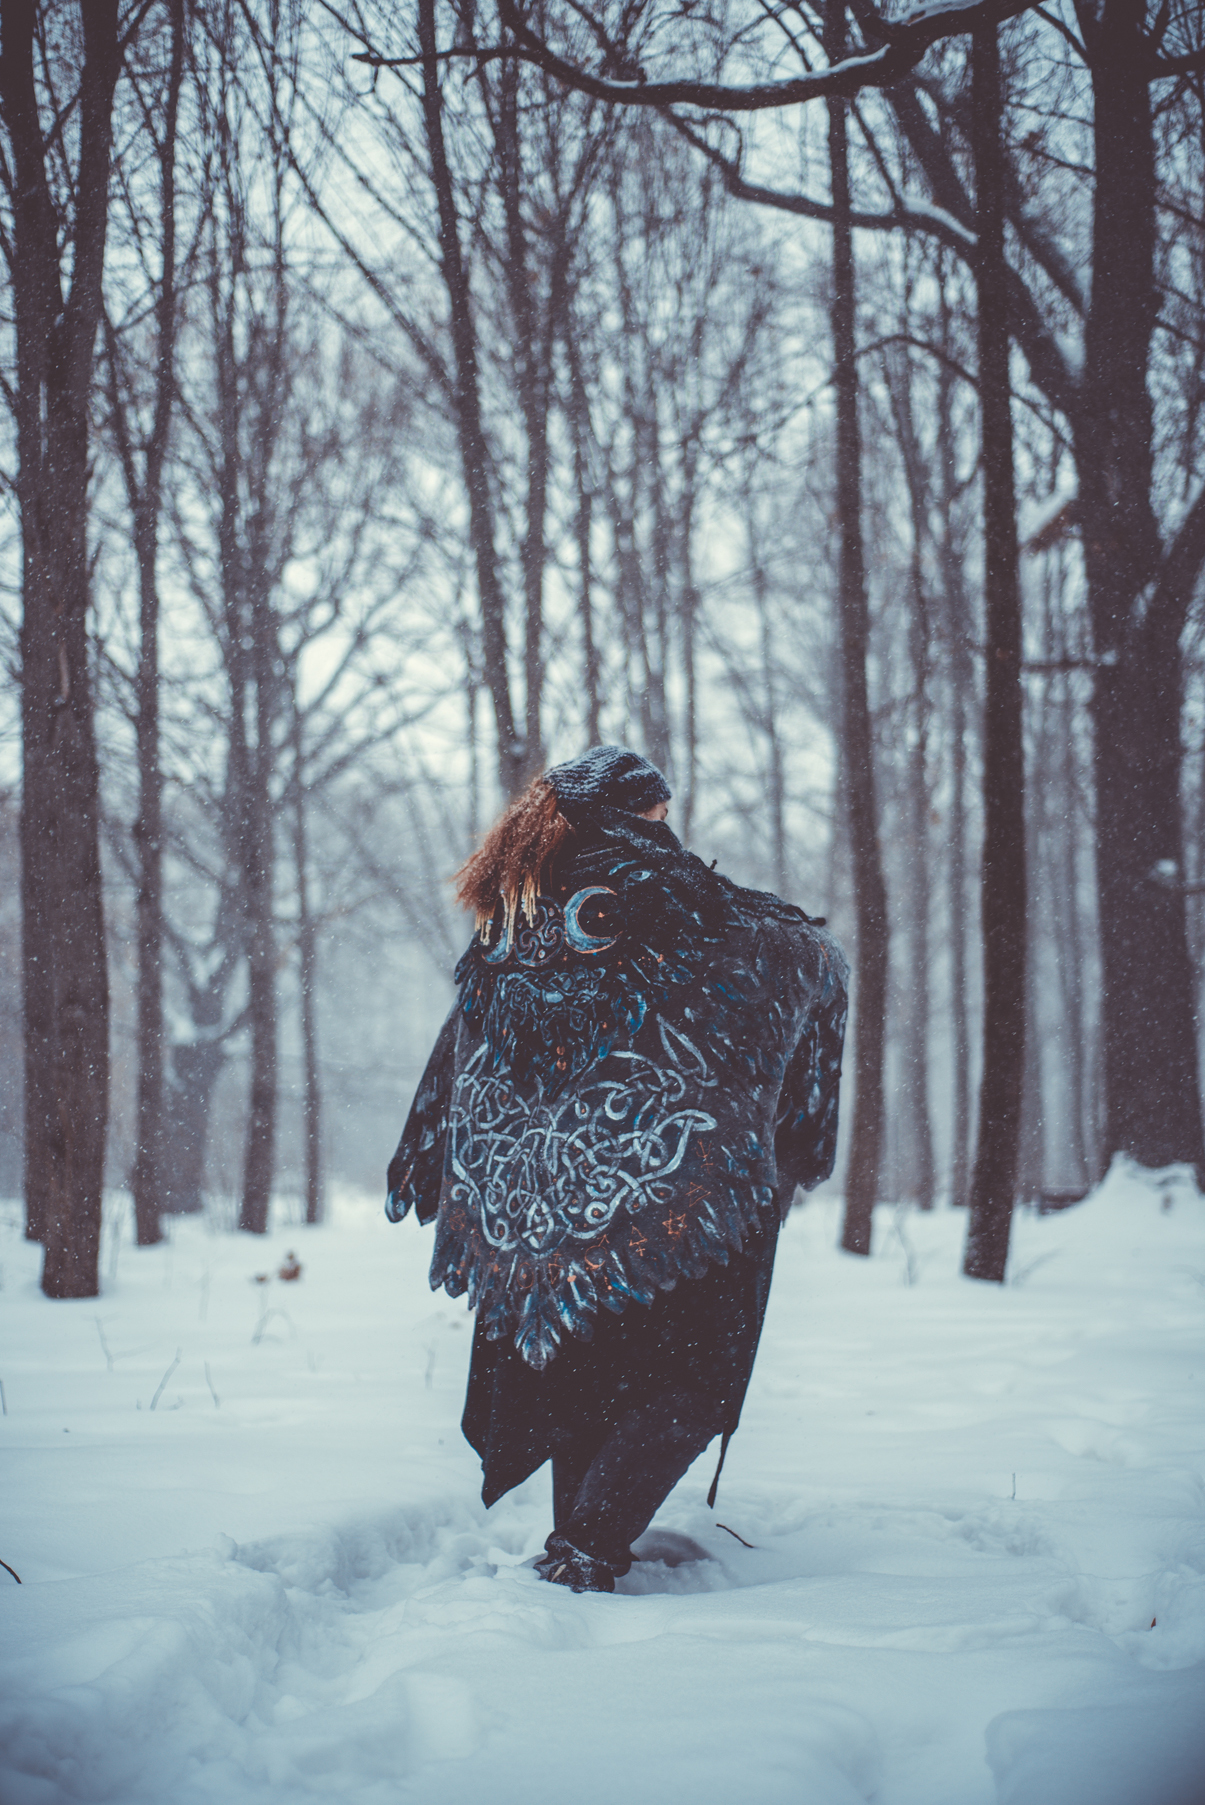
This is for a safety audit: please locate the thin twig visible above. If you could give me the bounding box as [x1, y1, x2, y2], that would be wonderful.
[892, 1205, 920, 1286]
[0, 1557, 20, 1584]
[716, 1523, 755, 1548]
[95, 1317, 115, 1372]
[204, 1362, 220, 1409]
[0, 1378, 6, 1416]
[149, 1349, 181, 1411]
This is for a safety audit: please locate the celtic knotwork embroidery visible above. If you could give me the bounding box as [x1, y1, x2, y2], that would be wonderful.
[447, 1034, 717, 1261]
[428, 1014, 771, 1367]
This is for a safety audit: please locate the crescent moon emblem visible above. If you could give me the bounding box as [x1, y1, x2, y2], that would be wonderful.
[563, 886, 620, 952]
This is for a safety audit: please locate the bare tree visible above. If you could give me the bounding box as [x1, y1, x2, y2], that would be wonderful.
[827, 0, 888, 1254]
[0, 0, 123, 1296]
[102, 0, 190, 1247]
[964, 21, 1026, 1283]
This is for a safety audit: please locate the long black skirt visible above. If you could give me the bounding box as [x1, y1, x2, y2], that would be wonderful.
[462, 1206, 781, 1507]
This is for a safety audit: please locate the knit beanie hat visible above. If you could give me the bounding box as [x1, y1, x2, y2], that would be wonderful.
[545, 745, 671, 819]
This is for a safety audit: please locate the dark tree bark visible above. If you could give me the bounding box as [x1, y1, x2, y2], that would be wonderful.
[2, 0, 121, 1295]
[828, 4, 889, 1257]
[1044, 555, 1093, 1186]
[1078, 0, 1205, 1177]
[238, 623, 278, 1236]
[292, 707, 323, 1226]
[641, 407, 673, 777]
[236, 455, 281, 1237]
[1018, 725, 1045, 1200]
[679, 565, 700, 848]
[207, 230, 280, 1239]
[104, 0, 187, 1249]
[418, 0, 523, 799]
[886, 343, 936, 1207]
[934, 304, 975, 1207]
[754, 544, 788, 897]
[493, 51, 570, 782]
[964, 23, 1026, 1284]
[901, 545, 936, 1209]
[567, 349, 603, 745]
[678, 457, 701, 848]
[945, 621, 974, 1207]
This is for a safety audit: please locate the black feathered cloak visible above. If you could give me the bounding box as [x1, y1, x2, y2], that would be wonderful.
[387, 810, 847, 1503]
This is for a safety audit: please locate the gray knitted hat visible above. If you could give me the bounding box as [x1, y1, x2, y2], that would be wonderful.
[545, 745, 671, 818]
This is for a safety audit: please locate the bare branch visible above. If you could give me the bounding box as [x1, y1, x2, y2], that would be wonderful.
[355, 0, 1039, 111]
[671, 113, 977, 254]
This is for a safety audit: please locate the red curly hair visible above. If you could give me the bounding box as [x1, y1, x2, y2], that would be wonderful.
[455, 775, 575, 942]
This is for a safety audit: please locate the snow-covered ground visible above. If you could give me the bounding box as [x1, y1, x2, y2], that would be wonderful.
[1, 1164, 1203, 1805]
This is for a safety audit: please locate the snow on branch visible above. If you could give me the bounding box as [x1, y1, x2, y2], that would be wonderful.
[671, 114, 978, 251]
[482, 0, 1036, 113]
[353, 0, 1036, 105]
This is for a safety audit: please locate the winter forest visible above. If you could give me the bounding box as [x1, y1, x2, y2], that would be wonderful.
[2, 0, 1204, 1283]
[2, 0, 1205, 1801]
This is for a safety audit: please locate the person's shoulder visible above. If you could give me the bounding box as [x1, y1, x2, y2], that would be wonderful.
[752, 914, 848, 990]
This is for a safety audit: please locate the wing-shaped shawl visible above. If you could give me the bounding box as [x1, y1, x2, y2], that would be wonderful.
[386, 822, 847, 1369]
[386, 1009, 457, 1226]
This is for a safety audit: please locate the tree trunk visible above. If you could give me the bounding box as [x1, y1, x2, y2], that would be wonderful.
[496, 55, 568, 783]
[3, 0, 121, 1295]
[679, 473, 700, 848]
[1079, 0, 1205, 1176]
[934, 312, 974, 1207]
[239, 846, 277, 1234]
[130, 506, 167, 1245]
[293, 711, 323, 1227]
[568, 354, 603, 745]
[964, 24, 1026, 1284]
[902, 571, 936, 1208]
[419, 0, 523, 799]
[947, 676, 973, 1206]
[828, 4, 888, 1257]
[299, 903, 322, 1227]
[166, 1038, 226, 1214]
[110, 0, 185, 1249]
[239, 589, 278, 1237]
[1049, 684, 1092, 1186]
[750, 499, 788, 894]
[1017, 747, 1045, 1200]
[162, 924, 240, 1217]
[888, 344, 936, 1208]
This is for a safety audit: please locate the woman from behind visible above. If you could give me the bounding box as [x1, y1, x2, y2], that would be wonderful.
[387, 747, 848, 1591]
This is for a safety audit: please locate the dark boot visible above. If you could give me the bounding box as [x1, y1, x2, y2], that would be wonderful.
[535, 1534, 617, 1594]
[547, 1387, 721, 1576]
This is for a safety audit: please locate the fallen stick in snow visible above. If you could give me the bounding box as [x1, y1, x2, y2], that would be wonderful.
[0, 1557, 20, 1584]
[149, 1349, 181, 1412]
[716, 1523, 755, 1549]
